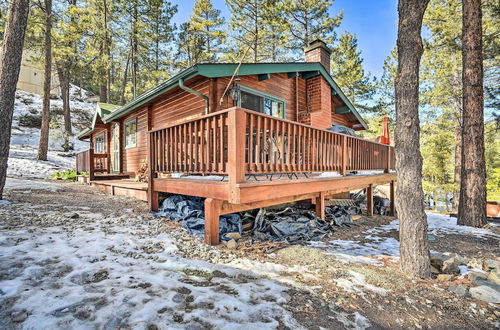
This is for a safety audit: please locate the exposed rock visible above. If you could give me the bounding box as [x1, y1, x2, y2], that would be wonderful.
[65, 212, 80, 219]
[442, 258, 461, 274]
[448, 285, 468, 297]
[487, 268, 500, 285]
[227, 239, 238, 250]
[468, 271, 488, 284]
[70, 270, 109, 285]
[225, 232, 241, 241]
[430, 258, 443, 273]
[436, 274, 454, 282]
[469, 286, 500, 304]
[483, 259, 500, 271]
[11, 310, 28, 323]
[430, 265, 441, 274]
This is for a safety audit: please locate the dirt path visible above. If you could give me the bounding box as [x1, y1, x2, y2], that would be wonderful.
[0, 178, 498, 329]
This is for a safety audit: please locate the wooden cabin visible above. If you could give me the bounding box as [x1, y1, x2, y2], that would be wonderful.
[77, 40, 396, 245]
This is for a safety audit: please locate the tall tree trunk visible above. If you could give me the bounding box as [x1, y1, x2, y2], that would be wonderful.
[458, 0, 487, 227]
[0, 0, 30, 199]
[120, 45, 131, 105]
[131, 3, 138, 99]
[453, 106, 462, 211]
[395, 0, 431, 279]
[38, 0, 52, 161]
[57, 63, 72, 134]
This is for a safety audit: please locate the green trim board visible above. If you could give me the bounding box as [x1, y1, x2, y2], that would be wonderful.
[78, 62, 369, 139]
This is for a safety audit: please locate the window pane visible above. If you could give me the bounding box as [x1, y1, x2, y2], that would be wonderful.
[241, 91, 262, 113]
[264, 98, 272, 116]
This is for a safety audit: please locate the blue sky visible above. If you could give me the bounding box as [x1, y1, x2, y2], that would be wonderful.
[170, 0, 398, 78]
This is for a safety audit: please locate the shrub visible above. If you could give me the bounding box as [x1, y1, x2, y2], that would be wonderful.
[18, 113, 42, 128]
[50, 169, 86, 181]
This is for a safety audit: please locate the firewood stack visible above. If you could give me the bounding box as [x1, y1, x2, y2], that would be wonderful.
[135, 160, 148, 183]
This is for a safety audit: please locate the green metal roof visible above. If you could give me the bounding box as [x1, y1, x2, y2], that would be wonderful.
[78, 62, 368, 139]
[77, 102, 120, 139]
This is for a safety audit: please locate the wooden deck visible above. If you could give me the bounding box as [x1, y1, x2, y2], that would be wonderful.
[76, 107, 397, 246]
[90, 179, 148, 201]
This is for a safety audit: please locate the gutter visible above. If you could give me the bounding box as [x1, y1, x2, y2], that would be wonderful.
[179, 78, 209, 114]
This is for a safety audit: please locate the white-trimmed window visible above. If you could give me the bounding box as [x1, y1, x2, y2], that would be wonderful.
[94, 132, 106, 153]
[125, 118, 137, 149]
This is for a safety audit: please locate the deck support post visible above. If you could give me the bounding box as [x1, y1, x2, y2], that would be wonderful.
[89, 134, 95, 181]
[385, 145, 391, 173]
[341, 134, 347, 175]
[315, 191, 326, 219]
[204, 198, 222, 245]
[367, 184, 374, 216]
[389, 180, 396, 216]
[227, 109, 246, 203]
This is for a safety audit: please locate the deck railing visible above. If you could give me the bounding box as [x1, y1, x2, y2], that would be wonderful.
[149, 107, 395, 178]
[75, 149, 109, 178]
[76, 149, 90, 173]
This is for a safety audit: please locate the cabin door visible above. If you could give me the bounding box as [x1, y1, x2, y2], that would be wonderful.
[112, 123, 120, 173]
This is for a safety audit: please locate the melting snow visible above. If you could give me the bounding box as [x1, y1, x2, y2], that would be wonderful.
[313, 212, 498, 265]
[8, 89, 95, 179]
[0, 209, 303, 329]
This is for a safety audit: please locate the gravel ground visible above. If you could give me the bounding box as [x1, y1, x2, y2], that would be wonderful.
[1, 178, 499, 329]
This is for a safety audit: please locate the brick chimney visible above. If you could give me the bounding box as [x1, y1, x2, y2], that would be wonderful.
[305, 39, 331, 73]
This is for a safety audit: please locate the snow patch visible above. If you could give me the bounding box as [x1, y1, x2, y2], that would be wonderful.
[335, 270, 388, 295]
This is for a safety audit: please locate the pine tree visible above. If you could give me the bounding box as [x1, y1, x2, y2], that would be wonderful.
[37, 0, 52, 161]
[395, 0, 431, 279]
[225, 0, 271, 63]
[282, 0, 342, 56]
[0, 0, 30, 199]
[145, 0, 177, 84]
[189, 0, 226, 63]
[330, 32, 376, 110]
[175, 22, 205, 68]
[458, 0, 486, 227]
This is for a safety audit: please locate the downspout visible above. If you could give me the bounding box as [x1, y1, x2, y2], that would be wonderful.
[179, 78, 209, 114]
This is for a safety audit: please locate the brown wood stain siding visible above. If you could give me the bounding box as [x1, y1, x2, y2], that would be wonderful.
[121, 107, 148, 174]
[150, 77, 210, 130]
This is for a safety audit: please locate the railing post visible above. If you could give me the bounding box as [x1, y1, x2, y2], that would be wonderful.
[341, 134, 347, 175]
[89, 134, 95, 181]
[147, 131, 159, 211]
[227, 108, 246, 204]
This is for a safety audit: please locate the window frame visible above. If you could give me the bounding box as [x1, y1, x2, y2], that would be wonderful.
[94, 132, 106, 154]
[238, 85, 286, 119]
[124, 118, 138, 149]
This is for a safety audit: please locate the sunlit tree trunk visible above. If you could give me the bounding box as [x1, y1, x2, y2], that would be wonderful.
[0, 0, 30, 199]
[395, 0, 431, 279]
[458, 0, 487, 227]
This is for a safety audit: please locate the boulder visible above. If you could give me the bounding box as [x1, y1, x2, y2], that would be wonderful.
[442, 257, 461, 274]
[484, 259, 500, 271]
[468, 270, 488, 284]
[469, 285, 500, 304]
[225, 232, 241, 241]
[487, 268, 500, 285]
[227, 239, 238, 250]
[436, 274, 454, 282]
[448, 285, 468, 297]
